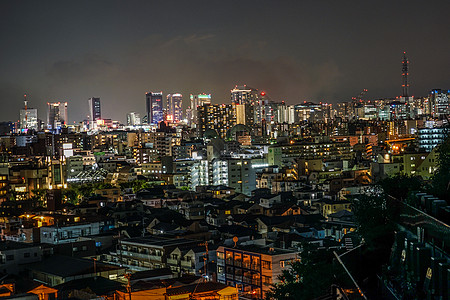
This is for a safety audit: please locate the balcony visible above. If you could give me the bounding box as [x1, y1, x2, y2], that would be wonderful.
[181, 260, 194, 268]
[243, 277, 260, 285]
[120, 250, 162, 262]
[217, 258, 225, 266]
[167, 258, 179, 266]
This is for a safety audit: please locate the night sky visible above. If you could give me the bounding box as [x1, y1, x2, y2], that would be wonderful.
[1, 0, 450, 123]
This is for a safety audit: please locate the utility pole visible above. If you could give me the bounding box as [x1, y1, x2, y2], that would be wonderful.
[199, 241, 209, 280]
[124, 272, 132, 300]
[92, 257, 97, 278]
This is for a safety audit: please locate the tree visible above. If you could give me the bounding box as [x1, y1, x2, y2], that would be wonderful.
[266, 245, 344, 300]
[377, 174, 423, 202]
[351, 193, 396, 250]
[30, 189, 47, 207]
[431, 135, 450, 201]
[62, 188, 79, 205]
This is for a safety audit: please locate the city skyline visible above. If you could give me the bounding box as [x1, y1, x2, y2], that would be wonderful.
[1, 1, 450, 123]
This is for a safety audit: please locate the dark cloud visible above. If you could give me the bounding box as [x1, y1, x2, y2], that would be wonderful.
[46, 54, 118, 82]
[0, 0, 449, 123]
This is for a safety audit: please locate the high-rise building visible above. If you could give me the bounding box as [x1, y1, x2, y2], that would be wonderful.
[126, 112, 141, 126]
[231, 85, 258, 105]
[88, 97, 101, 122]
[166, 93, 183, 123]
[235, 104, 253, 125]
[429, 89, 450, 118]
[231, 86, 261, 128]
[418, 126, 450, 152]
[197, 104, 236, 139]
[19, 95, 38, 131]
[276, 102, 295, 124]
[47, 102, 68, 130]
[212, 158, 255, 195]
[190, 94, 211, 127]
[190, 94, 212, 108]
[146, 92, 163, 125]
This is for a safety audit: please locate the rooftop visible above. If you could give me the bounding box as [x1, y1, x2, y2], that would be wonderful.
[0, 241, 38, 251]
[28, 255, 122, 277]
[122, 236, 198, 248]
[166, 282, 230, 296]
[223, 244, 298, 256]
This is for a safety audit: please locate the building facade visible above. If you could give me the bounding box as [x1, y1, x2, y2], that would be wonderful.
[217, 245, 298, 299]
[146, 92, 163, 125]
[88, 97, 101, 122]
[166, 93, 183, 123]
[47, 102, 68, 130]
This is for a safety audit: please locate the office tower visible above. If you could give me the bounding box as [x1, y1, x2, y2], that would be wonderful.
[185, 108, 192, 126]
[190, 94, 211, 127]
[190, 93, 211, 109]
[47, 102, 68, 130]
[429, 89, 450, 118]
[197, 104, 236, 139]
[146, 92, 163, 125]
[276, 102, 295, 124]
[294, 102, 326, 122]
[231, 86, 260, 128]
[231, 85, 258, 105]
[127, 112, 141, 126]
[235, 104, 253, 125]
[19, 94, 38, 131]
[166, 93, 183, 123]
[88, 97, 101, 122]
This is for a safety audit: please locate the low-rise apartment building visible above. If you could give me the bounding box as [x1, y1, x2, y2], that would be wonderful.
[217, 244, 298, 299]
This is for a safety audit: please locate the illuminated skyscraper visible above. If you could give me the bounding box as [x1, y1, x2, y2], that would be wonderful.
[166, 93, 183, 122]
[197, 104, 236, 138]
[146, 92, 163, 125]
[190, 94, 211, 127]
[127, 112, 141, 126]
[47, 102, 68, 130]
[231, 85, 258, 104]
[429, 89, 450, 118]
[231, 86, 259, 127]
[88, 97, 101, 122]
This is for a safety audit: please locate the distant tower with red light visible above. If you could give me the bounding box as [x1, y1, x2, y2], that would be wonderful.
[402, 52, 409, 97]
[19, 94, 38, 131]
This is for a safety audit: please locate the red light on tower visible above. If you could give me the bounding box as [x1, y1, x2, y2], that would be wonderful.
[261, 91, 266, 96]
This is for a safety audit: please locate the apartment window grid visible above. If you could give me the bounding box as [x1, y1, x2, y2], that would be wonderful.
[223, 249, 263, 298]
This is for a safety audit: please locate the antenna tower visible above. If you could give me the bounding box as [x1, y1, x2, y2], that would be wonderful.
[402, 52, 409, 97]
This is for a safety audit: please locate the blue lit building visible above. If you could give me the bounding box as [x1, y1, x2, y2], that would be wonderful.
[429, 89, 450, 118]
[418, 127, 449, 152]
[146, 92, 163, 125]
